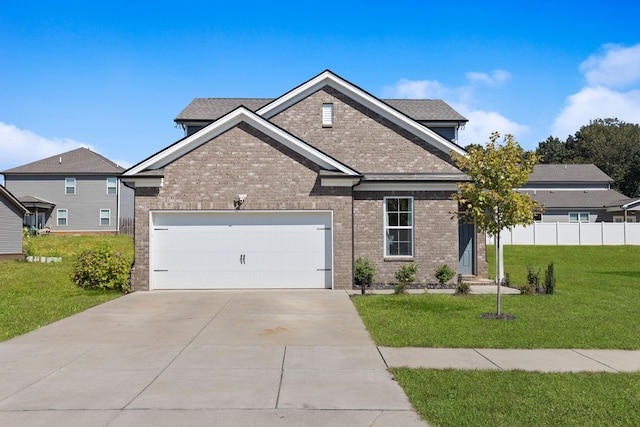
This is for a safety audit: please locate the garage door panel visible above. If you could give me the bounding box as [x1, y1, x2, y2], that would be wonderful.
[150, 211, 332, 290]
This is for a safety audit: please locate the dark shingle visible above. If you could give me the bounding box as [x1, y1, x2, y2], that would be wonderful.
[2, 148, 124, 175]
[527, 164, 613, 184]
[520, 189, 629, 209]
[175, 98, 467, 122]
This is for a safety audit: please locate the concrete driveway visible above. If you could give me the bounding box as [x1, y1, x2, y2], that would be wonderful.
[0, 290, 427, 426]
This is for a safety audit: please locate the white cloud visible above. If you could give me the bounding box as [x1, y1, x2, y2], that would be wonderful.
[381, 70, 529, 146]
[0, 122, 90, 172]
[552, 86, 640, 139]
[465, 69, 511, 85]
[457, 110, 530, 147]
[580, 43, 640, 88]
[551, 44, 640, 139]
[381, 78, 449, 98]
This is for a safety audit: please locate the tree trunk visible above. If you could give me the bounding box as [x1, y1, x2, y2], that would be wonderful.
[495, 233, 502, 315]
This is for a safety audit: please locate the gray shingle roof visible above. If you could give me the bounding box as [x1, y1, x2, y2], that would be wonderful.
[520, 189, 630, 209]
[2, 148, 124, 175]
[175, 98, 467, 122]
[384, 99, 467, 121]
[527, 164, 613, 184]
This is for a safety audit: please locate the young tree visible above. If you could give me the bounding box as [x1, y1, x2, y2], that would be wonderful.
[452, 132, 540, 315]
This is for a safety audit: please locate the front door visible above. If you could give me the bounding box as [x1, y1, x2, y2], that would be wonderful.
[458, 220, 474, 276]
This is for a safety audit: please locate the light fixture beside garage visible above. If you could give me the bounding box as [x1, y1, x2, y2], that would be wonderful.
[234, 194, 247, 209]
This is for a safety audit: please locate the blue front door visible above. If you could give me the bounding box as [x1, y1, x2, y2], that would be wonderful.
[458, 220, 474, 275]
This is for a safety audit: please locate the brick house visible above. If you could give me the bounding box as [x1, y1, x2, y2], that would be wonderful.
[123, 70, 487, 290]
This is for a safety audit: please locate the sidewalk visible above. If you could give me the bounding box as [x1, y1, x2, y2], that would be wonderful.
[379, 347, 640, 372]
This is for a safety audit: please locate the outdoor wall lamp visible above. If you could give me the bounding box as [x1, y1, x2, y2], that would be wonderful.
[234, 194, 247, 209]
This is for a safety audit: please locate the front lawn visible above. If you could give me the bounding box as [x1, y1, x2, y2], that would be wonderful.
[393, 368, 640, 427]
[352, 245, 640, 349]
[0, 235, 132, 342]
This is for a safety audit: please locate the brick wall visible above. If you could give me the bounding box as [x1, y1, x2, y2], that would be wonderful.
[131, 123, 353, 291]
[270, 86, 461, 173]
[354, 191, 459, 285]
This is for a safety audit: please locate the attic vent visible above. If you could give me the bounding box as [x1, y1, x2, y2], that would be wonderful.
[322, 103, 333, 127]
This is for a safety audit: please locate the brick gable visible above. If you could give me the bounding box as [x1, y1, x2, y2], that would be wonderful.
[271, 86, 461, 174]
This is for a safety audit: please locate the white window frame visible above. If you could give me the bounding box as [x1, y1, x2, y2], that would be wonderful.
[65, 178, 76, 195]
[384, 196, 414, 257]
[569, 212, 589, 223]
[106, 177, 117, 195]
[100, 209, 110, 226]
[57, 209, 68, 226]
[322, 103, 333, 127]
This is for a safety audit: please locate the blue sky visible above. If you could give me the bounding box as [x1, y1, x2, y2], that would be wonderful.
[1, 0, 639, 173]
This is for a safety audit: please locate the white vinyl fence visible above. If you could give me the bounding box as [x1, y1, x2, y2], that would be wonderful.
[487, 222, 640, 245]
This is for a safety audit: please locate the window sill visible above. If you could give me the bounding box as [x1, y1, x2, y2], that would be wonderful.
[384, 256, 414, 262]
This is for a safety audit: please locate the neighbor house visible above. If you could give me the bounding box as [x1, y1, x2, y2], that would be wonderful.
[519, 164, 640, 223]
[2, 148, 134, 234]
[0, 184, 29, 260]
[123, 70, 487, 291]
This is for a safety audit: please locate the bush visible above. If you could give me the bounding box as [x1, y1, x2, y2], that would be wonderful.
[435, 264, 456, 286]
[394, 264, 417, 294]
[544, 262, 556, 294]
[527, 265, 541, 293]
[454, 281, 471, 295]
[354, 256, 377, 287]
[70, 245, 131, 293]
[518, 282, 534, 295]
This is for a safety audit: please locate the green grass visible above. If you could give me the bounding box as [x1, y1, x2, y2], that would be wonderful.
[352, 245, 640, 349]
[0, 235, 133, 342]
[392, 368, 640, 427]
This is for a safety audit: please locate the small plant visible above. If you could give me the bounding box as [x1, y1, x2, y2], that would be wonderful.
[518, 282, 534, 295]
[434, 264, 456, 286]
[22, 227, 35, 257]
[527, 265, 541, 293]
[544, 262, 556, 294]
[394, 264, 417, 294]
[454, 281, 471, 295]
[504, 272, 511, 287]
[70, 245, 131, 293]
[354, 256, 377, 288]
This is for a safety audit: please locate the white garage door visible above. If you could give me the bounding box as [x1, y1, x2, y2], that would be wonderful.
[149, 210, 333, 289]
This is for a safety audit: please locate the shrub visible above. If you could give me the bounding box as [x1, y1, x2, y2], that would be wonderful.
[354, 256, 377, 287]
[435, 264, 456, 286]
[454, 281, 471, 295]
[394, 264, 417, 294]
[518, 282, 534, 295]
[527, 265, 541, 293]
[70, 245, 131, 293]
[544, 262, 556, 294]
[22, 228, 34, 257]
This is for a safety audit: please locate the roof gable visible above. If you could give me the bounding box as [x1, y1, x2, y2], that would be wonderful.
[2, 147, 124, 175]
[0, 185, 29, 215]
[176, 98, 467, 123]
[124, 107, 359, 177]
[255, 70, 466, 157]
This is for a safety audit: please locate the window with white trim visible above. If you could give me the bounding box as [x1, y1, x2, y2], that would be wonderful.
[106, 177, 117, 195]
[65, 178, 76, 195]
[385, 197, 413, 257]
[322, 103, 333, 127]
[100, 209, 110, 226]
[57, 209, 68, 226]
[569, 212, 589, 223]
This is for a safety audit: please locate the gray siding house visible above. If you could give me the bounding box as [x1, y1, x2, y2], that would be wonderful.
[519, 164, 640, 223]
[0, 185, 29, 260]
[123, 70, 487, 291]
[2, 148, 134, 234]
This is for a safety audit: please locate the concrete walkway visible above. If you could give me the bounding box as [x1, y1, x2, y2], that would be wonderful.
[0, 290, 428, 427]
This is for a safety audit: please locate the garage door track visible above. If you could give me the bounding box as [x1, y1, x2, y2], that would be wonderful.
[0, 290, 427, 426]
